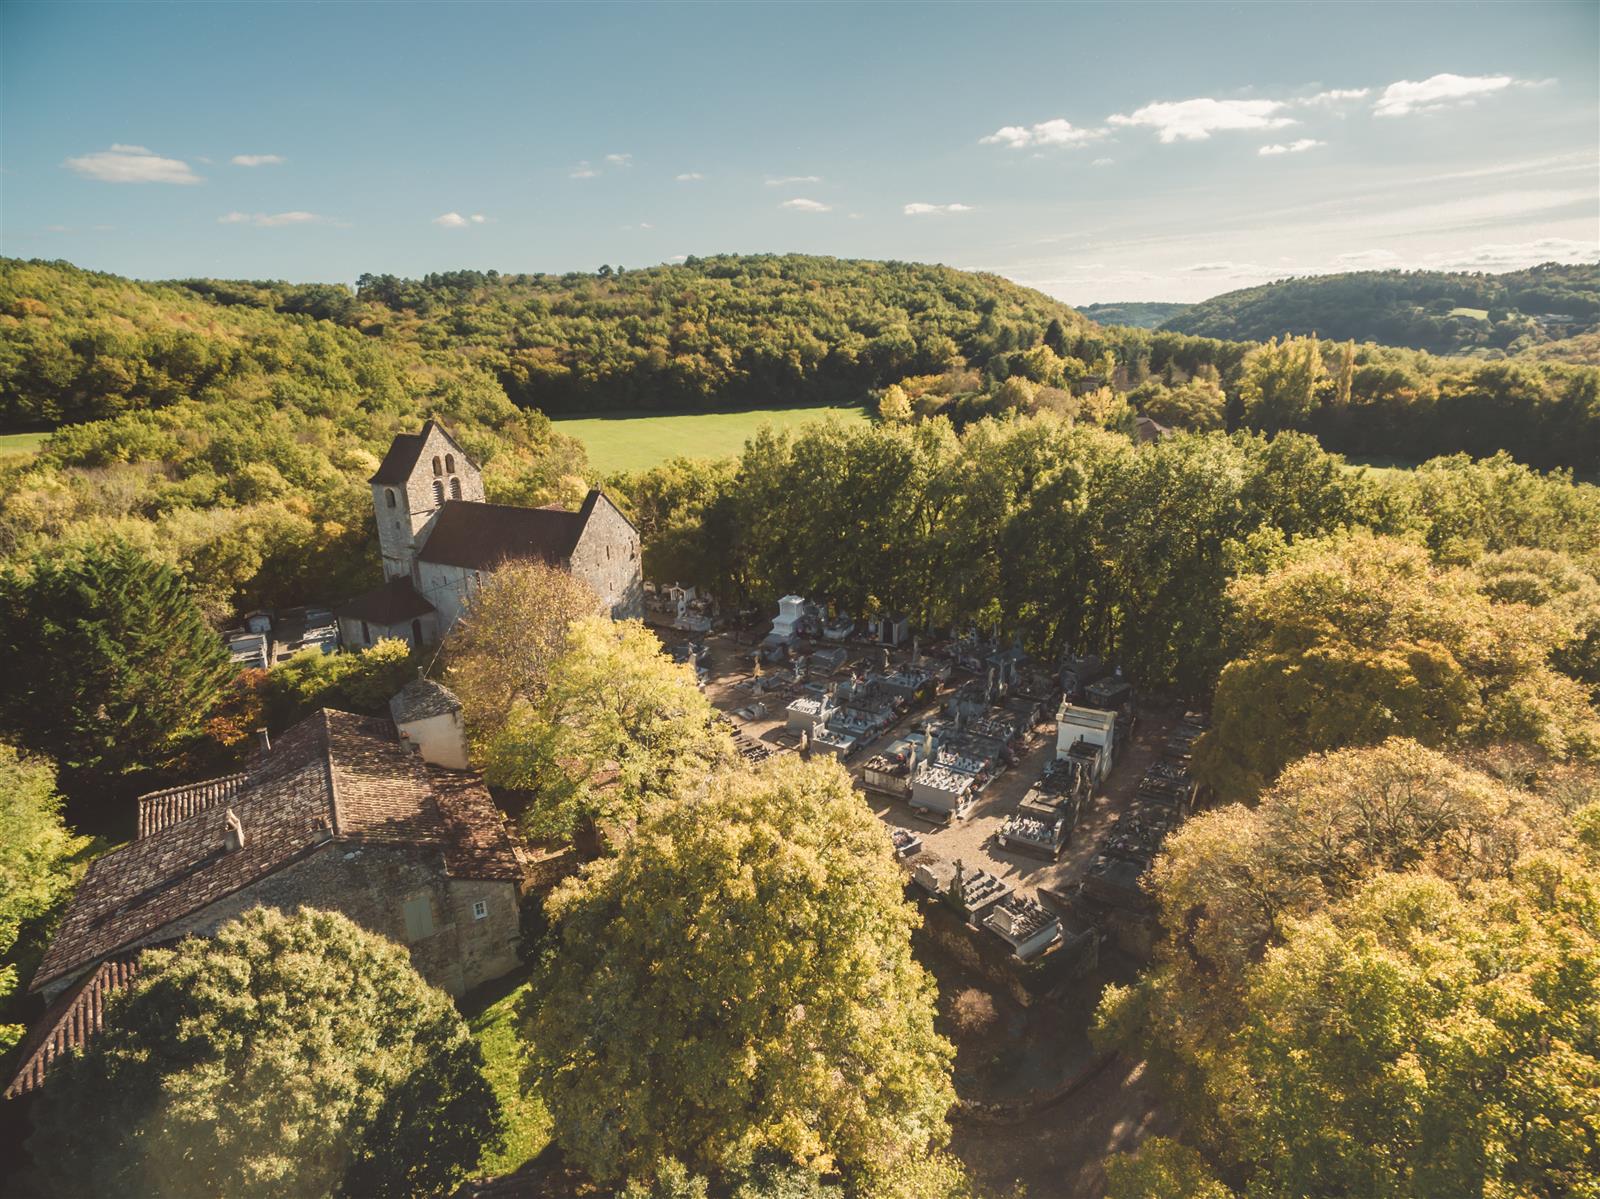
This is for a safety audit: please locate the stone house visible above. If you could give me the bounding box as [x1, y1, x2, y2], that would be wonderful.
[7, 700, 523, 1099]
[337, 421, 642, 649]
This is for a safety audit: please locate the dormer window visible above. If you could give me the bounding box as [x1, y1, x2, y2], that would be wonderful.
[445, 453, 456, 474]
[432, 455, 443, 477]
[450, 477, 462, 500]
[385, 488, 397, 509]
[432, 480, 445, 505]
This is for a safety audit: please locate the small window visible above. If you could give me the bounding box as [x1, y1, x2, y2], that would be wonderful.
[432, 455, 443, 476]
[450, 477, 462, 500]
[385, 488, 397, 509]
[472, 900, 488, 921]
[432, 479, 445, 505]
[402, 896, 435, 942]
[361, 620, 371, 645]
[411, 618, 424, 645]
[445, 453, 456, 474]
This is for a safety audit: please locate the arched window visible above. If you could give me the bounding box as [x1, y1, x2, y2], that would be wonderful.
[445, 453, 456, 474]
[432, 480, 445, 505]
[385, 488, 397, 509]
[411, 618, 424, 645]
[450, 477, 462, 500]
[432, 456, 443, 477]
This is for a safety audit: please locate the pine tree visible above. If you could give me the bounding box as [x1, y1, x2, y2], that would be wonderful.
[0, 539, 235, 781]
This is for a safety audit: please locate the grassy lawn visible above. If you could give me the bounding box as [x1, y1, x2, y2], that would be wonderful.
[555, 403, 870, 474]
[0, 431, 49, 456]
[1449, 306, 1491, 321]
[465, 974, 551, 1177]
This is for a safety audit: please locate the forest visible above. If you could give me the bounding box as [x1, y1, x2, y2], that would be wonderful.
[1160, 262, 1600, 356]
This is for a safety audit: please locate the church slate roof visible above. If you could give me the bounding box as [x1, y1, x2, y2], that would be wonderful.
[336, 576, 437, 625]
[32, 709, 520, 993]
[415, 500, 588, 570]
[368, 418, 464, 485]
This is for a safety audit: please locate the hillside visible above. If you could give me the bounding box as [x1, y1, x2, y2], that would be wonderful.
[1078, 300, 1191, 329]
[185, 254, 1094, 414]
[1161, 262, 1600, 358]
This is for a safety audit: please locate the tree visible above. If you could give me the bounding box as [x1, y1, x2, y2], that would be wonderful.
[1096, 745, 1599, 1199]
[877, 383, 913, 424]
[29, 907, 502, 1198]
[0, 539, 236, 783]
[483, 617, 733, 843]
[441, 559, 600, 754]
[1196, 532, 1600, 801]
[1135, 374, 1226, 432]
[523, 756, 955, 1184]
[258, 637, 418, 731]
[0, 743, 88, 1051]
[1104, 1138, 1234, 1199]
[1238, 335, 1322, 433]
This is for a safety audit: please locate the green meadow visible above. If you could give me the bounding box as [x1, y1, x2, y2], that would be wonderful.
[0, 431, 49, 456]
[555, 404, 870, 475]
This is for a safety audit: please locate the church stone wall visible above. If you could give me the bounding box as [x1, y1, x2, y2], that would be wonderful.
[570, 494, 644, 620]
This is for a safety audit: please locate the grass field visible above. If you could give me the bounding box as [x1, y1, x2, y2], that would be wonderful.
[555, 404, 869, 474]
[0, 431, 49, 456]
[466, 974, 551, 1176]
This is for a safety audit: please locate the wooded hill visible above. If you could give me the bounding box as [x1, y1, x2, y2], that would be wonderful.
[1159, 262, 1600, 358]
[1078, 301, 1192, 329]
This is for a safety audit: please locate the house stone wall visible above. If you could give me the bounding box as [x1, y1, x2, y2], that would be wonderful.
[569, 493, 643, 619]
[93, 841, 519, 998]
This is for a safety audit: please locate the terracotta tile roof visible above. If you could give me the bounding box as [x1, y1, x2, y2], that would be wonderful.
[415, 501, 586, 571]
[429, 769, 522, 882]
[5, 949, 148, 1099]
[335, 576, 436, 625]
[138, 773, 248, 839]
[31, 709, 520, 993]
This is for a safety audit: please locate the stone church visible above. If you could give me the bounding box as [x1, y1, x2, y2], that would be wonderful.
[336, 421, 642, 649]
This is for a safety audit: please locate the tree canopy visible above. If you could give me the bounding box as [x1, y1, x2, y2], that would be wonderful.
[482, 616, 732, 843]
[1095, 741, 1600, 1199]
[0, 539, 236, 787]
[29, 907, 502, 1199]
[523, 756, 955, 1186]
[1196, 532, 1600, 800]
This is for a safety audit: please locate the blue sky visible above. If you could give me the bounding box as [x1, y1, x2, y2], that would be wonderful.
[3, 1, 1596, 303]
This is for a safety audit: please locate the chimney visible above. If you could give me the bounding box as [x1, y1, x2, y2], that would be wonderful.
[256, 727, 271, 754]
[224, 808, 247, 852]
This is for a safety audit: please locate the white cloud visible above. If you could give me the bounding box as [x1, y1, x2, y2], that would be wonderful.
[605, 153, 632, 166]
[1430, 237, 1600, 270]
[231, 153, 284, 167]
[904, 202, 973, 215]
[1183, 260, 1260, 274]
[1091, 157, 1114, 167]
[781, 197, 832, 212]
[570, 161, 599, 178]
[218, 211, 331, 227]
[1109, 98, 1295, 143]
[765, 174, 822, 186]
[981, 119, 1106, 149]
[1373, 73, 1517, 117]
[1299, 88, 1370, 106]
[1335, 249, 1402, 266]
[675, 172, 704, 181]
[433, 212, 488, 228]
[64, 144, 202, 184]
[1259, 138, 1325, 156]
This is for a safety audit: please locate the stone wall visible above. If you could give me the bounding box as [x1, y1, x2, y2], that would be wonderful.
[570, 494, 643, 620]
[117, 841, 519, 997]
[375, 425, 485, 582]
